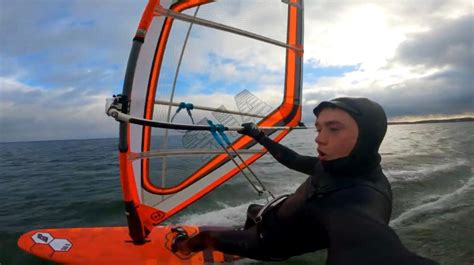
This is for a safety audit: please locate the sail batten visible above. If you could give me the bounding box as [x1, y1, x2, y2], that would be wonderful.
[154, 5, 303, 52]
[128, 149, 265, 160]
[155, 100, 267, 118]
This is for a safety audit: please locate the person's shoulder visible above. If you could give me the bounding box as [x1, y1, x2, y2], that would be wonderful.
[367, 165, 387, 180]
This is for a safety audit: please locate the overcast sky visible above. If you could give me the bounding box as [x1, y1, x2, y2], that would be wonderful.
[0, 0, 472, 142]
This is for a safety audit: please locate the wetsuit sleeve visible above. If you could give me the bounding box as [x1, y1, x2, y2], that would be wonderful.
[257, 135, 318, 176]
[320, 207, 439, 265]
[307, 185, 438, 265]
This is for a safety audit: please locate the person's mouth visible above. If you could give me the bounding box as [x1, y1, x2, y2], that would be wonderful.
[317, 149, 328, 160]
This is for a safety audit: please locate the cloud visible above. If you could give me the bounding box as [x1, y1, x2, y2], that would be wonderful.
[301, 6, 473, 123]
[175, 2, 288, 81]
[0, 0, 147, 142]
[0, 77, 117, 142]
[0, 0, 145, 89]
[396, 16, 472, 68]
[381, 15, 473, 117]
[305, 2, 405, 69]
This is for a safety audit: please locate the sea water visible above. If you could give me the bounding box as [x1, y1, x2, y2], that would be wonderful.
[1, 122, 472, 264]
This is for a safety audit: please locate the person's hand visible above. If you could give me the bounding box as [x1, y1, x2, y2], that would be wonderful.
[238, 122, 264, 140]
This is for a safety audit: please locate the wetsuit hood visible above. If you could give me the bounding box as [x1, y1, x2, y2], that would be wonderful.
[313, 97, 387, 176]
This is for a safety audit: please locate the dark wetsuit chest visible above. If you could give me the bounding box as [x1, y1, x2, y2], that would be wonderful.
[276, 161, 392, 226]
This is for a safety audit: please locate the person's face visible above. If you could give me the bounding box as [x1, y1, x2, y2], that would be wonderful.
[315, 108, 359, 161]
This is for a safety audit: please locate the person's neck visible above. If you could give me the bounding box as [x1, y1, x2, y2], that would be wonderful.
[321, 153, 380, 177]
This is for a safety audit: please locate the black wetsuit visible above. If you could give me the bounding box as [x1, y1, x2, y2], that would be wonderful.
[185, 98, 438, 265]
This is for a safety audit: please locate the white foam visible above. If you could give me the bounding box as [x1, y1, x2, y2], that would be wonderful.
[385, 159, 469, 182]
[390, 176, 474, 228]
[271, 181, 303, 194]
[178, 202, 257, 226]
[177, 181, 302, 226]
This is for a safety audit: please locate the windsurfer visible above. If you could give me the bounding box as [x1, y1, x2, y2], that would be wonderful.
[172, 97, 438, 265]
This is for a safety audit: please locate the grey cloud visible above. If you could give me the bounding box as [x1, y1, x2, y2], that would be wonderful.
[0, 80, 117, 142]
[375, 78, 472, 118]
[301, 89, 339, 125]
[302, 68, 472, 121]
[396, 15, 473, 69]
[387, 15, 473, 116]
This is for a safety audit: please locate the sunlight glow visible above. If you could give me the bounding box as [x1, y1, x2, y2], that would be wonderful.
[307, 4, 405, 70]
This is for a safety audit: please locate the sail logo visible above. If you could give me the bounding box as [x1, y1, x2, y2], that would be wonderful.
[151, 211, 165, 222]
[31, 232, 72, 252]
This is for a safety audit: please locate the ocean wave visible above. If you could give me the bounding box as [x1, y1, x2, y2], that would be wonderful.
[385, 159, 470, 182]
[390, 176, 474, 228]
[178, 202, 250, 226]
[177, 189, 300, 226]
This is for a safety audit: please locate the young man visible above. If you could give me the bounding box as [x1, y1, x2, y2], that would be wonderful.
[173, 97, 438, 265]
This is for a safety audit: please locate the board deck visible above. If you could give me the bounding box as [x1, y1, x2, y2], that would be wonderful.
[18, 225, 239, 264]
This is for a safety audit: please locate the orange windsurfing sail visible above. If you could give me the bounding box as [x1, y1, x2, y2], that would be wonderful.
[107, 0, 304, 243]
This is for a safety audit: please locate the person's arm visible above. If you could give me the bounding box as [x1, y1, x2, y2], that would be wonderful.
[238, 123, 318, 175]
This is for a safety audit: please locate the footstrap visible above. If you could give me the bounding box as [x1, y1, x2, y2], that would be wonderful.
[171, 227, 189, 253]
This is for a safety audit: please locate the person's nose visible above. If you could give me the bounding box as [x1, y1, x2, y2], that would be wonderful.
[315, 130, 327, 145]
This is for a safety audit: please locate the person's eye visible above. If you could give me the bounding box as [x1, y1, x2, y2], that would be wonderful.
[329, 127, 341, 132]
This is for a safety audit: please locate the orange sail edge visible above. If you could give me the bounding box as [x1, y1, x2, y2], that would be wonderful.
[18, 226, 239, 265]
